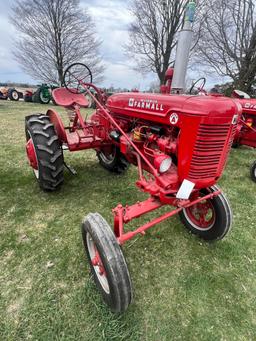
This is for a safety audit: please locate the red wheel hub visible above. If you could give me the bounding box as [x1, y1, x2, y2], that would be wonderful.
[186, 199, 215, 229]
[91, 248, 106, 276]
[26, 138, 38, 170]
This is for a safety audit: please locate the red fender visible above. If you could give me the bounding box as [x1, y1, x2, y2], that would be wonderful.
[47, 109, 68, 143]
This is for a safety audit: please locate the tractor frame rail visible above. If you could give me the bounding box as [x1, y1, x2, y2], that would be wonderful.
[113, 189, 221, 244]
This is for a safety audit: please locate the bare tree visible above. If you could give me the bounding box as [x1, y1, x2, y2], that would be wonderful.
[10, 0, 104, 85]
[195, 0, 256, 93]
[125, 0, 190, 84]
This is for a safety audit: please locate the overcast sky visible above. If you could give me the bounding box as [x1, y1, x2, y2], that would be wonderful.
[0, 0, 223, 89]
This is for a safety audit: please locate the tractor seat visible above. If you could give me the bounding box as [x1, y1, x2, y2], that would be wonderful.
[52, 88, 89, 108]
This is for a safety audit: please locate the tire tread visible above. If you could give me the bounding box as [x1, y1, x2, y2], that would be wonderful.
[25, 114, 64, 191]
[82, 213, 132, 313]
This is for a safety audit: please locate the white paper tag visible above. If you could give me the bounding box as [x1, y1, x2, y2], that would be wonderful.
[176, 179, 195, 200]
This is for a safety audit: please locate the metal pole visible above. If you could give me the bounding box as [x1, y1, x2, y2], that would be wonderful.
[171, 0, 196, 94]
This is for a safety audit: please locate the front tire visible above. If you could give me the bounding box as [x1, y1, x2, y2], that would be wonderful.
[97, 146, 129, 174]
[25, 114, 64, 191]
[82, 213, 132, 313]
[179, 185, 232, 241]
[250, 161, 256, 182]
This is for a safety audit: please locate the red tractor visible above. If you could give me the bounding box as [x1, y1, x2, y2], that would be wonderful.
[25, 63, 241, 312]
[230, 90, 256, 182]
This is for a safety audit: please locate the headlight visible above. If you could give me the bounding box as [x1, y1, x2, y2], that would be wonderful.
[154, 155, 172, 173]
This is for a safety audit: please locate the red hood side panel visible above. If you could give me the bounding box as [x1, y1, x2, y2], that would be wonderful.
[107, 92, 241, 126]
[236, 98, 256, 115]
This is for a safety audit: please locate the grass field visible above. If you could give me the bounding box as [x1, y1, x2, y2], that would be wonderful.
[0, 100, 256, 340]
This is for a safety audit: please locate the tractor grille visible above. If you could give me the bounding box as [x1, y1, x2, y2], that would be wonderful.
[188, 123, 235, 180]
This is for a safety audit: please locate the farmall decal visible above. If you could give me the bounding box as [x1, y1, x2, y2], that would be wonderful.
[128, 98, 164, 111]
[244, 102, 256, 109]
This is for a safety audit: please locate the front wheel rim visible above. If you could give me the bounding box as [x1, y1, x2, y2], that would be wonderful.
[86, 233, 110, 294]
[99, 147, 116, 165]
[183, 199, 216, 231]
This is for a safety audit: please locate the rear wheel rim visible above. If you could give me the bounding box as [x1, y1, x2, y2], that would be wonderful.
[26, 131, 39, 179]
[183, 199, 216, 231]
[86, 233, 110, 294]
[40, 91, 49, 103]
[12, 91, 18, 100]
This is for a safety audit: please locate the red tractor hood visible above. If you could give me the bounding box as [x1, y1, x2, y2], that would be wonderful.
[106, 93, 241, 125]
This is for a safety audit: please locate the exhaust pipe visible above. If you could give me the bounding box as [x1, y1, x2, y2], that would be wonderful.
[171, 0, 196, 94]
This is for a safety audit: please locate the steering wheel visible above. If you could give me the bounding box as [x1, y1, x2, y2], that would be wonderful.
[63, 63, 93, 94]
[189, 77, 206, 94]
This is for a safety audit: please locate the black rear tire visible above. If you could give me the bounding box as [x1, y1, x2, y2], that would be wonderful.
[82, 213, 132, 313]
[39, 88, 50, 104]
[97, 146, 129, 174]
[179, 185, 232, 241]
[250, 161, 256, 182]
[8, 88, 19, 101]
[32, 88, 50, 104]
[25, 114, 64, 191]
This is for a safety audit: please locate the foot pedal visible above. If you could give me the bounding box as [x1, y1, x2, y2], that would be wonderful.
[64, 162, 77, 175]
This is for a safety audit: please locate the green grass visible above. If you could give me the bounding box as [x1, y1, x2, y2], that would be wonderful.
[0, 100, 256, 340]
